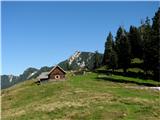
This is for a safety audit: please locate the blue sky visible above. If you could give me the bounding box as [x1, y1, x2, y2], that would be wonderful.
[2, 1, 159, 75]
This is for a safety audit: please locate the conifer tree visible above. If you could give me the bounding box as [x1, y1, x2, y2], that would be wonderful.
[103, 32, 118, 73]
[140, 17, 152, 75]
[151, 8, 160, 80]
[103, 32, 114, 65]
[128, 26, 143, 59]
[109, 49, 118, 73]
[115, 27, 131, 74]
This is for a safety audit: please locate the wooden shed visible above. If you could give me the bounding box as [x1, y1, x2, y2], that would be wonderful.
[37, 65, 66, 82]
[48, 65, 66, 80]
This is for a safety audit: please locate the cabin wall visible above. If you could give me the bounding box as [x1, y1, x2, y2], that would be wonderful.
[49, 67, 65, 79]
[50, 75, 65, 79]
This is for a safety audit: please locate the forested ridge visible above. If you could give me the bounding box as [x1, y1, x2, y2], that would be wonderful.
[101, 8, 160, 81]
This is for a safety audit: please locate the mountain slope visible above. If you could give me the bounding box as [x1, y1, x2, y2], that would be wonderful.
[1, 68, 39, 89]
[1, 75, 19, 89]
[58, 51, 103, 70]
[2, 72, 159, 120]
[1, 51, 103, 89]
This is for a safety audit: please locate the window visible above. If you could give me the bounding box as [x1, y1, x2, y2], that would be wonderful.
[55, 75, 60, 79]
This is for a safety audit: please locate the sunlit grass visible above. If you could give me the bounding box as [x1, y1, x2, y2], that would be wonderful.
[2, 72, 160, 120]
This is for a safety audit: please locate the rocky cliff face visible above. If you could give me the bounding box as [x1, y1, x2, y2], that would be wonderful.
[58, 51, 103, 70]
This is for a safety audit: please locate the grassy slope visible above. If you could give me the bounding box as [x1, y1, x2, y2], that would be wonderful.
[97, 74, 160, 86]
[2, 73, 160, 120]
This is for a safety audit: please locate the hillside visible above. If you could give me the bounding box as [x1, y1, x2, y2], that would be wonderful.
[1, 51, 103, 89]
[2, 72, 160, 120]
[1, 68, 38, 89]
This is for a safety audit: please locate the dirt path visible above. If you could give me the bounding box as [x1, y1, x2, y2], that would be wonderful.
[126, 86, 160, 91]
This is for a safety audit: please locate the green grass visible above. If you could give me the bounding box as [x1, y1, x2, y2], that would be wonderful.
[131, 58, 143, 64]
[127, 68, 143, 73]
[2, 72, 160, 120]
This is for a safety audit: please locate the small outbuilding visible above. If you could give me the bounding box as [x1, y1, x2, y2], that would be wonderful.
[37, 65, 66, 82]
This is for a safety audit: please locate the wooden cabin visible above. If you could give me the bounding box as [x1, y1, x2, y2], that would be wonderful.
[37, 65, 66, 82]
[49, 65, 66, 79]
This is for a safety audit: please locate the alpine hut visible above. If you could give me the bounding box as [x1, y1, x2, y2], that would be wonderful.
[37, 65, 66, 82]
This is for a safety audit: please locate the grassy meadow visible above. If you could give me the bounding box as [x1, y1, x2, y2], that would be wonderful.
[1, 72, 160, 120]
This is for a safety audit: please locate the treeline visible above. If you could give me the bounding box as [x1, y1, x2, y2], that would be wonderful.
[101, 8, 159, 81]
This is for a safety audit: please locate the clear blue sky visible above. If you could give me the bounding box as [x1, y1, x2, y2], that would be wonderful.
[2, 1, 159, 75]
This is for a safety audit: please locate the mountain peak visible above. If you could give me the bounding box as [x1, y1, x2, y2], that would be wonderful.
[68, 51, 81, 65]
[59, 51, 103, 70]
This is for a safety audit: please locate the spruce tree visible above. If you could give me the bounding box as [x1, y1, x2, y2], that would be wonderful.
[103, 32, 114, 65]
[115, 27, 131, 74]
[140, 17, 152, 75]
[115, 27, 124, 49]
[109, 50, 118, 73]
[128, 26, 143, 59]
[103, 32, 118, 73]
[151, 8, 160, 80]
[140, 12, 159, 80]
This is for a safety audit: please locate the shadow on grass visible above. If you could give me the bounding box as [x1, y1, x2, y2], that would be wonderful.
[96, 76, 159, 87]
[95, 70, 153, 80]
